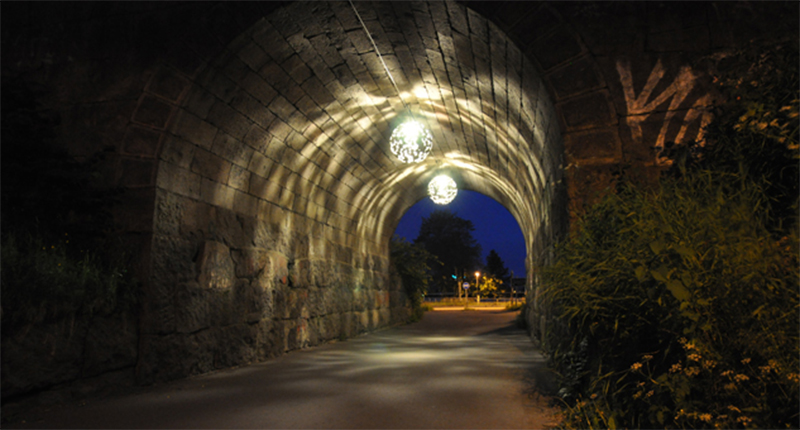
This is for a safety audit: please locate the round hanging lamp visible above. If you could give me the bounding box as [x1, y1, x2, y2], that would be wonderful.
[428, 174, 457, 205]
[390, 120, 433, 163]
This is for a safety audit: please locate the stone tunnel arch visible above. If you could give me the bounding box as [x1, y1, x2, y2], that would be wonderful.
[140, 0, 566, 381]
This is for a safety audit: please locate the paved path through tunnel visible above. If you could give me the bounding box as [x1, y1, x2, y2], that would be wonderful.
[7, 310, 559, 429]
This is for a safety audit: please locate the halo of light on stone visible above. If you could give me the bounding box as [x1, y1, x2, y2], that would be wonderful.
[390, 120, 433, 163]
[428, 174, 458, 205]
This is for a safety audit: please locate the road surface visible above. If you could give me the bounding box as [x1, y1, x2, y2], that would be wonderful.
[5, 310, 560, 429]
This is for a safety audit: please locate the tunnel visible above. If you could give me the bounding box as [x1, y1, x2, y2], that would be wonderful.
[141, 0, 565, 382]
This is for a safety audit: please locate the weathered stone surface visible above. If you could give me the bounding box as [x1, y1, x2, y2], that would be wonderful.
[1, 319, 88, 400]
[563, 128, 620, 161]
[558, 90, 617, 131]
[81, 313, 138, 378]
[196, 240, 235, 289]
[175, 282, 211, 334]
[1, 310, 138, 405]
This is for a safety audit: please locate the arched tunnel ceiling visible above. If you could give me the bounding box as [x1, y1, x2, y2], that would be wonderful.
[162, 0, 564, 259]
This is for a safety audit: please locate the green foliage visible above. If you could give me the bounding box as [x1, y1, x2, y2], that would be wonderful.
[414, 209, 482, 293]
[0, 77, 138, 334]
[478, 275, 501, 298]
[485, 249, 510, 285]
[543, 38, 799, 430]
[1, 231, 139, 335]
[390, 236, 437, 317]
[665, 40, 799, 231]
[543, 176, 799, 429]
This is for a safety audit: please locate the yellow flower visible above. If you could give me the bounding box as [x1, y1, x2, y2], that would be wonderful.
[741, 358, 751, 365]
[699, 413, 712, 422]
[631, 362, 643, 371]
[687, 353, 701, 361]
[642, 354, 653, 361]
[670, 363, 682, 373]
[734, 374, 750, 382]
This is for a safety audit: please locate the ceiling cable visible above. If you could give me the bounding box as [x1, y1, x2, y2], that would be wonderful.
[348, 0, 410, 113]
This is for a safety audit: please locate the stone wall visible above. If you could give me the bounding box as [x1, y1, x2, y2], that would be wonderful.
[1, 311, 138, 416]
[139, 188, 407, 384]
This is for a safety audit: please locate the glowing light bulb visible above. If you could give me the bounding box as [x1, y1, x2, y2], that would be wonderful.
[428, 174, 457, 205]
[390, 120, 433, 163]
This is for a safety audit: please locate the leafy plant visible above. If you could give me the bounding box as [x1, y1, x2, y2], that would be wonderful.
[1, 231, 139, 336]
[542, 38, 799, 430]
[390, 236, 437, 320]
[478, 274, 502, 298]
[0, 77, 139, 335]
[542, 176, 798, 429]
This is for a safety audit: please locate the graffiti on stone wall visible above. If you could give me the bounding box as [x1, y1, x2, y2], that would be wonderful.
[616, 59, 714, 165]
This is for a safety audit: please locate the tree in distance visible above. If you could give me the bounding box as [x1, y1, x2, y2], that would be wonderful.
[485, 249, 510, 289]
[478, 274, 501, 299]
[414, 209, 482, 294]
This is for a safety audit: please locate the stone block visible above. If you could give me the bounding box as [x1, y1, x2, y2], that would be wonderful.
[148, 68, 189, 102]
[241, 71, 279, 106]
[527, 26, 583, 71]
[123, 125, 162, 157]
[173, 110, 218, 150]
[1, 318, 89, 400]
[231, 247, 271, 279]
[267, 95, 297, 123]
[120, 158, 156, 187]
[192, 147, 232, 182]
[558, 90, 617, 131]
[133, 95, 174, 129]
[196, 240, 235, 290]
[215, 323, 261, 369]
[227, 164, 250, 192]
[160, 135, 197, 169]
[156, 162, 202, 200]
[207, 101, 251, 141]
[174, 282, 211, 334]
[647, 26, 711, 53]
[178, 199, 211, 238]
[230, 91, 275, 130]
[563, 128, 621, 161]
[547, 56, 603, 100]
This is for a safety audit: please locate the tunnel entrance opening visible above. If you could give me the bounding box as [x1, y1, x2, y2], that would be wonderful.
[392, 190, 527, 301]
[145, 0, 565, 382]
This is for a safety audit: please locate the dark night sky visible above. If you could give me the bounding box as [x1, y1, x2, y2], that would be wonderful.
[393, 190, 527, 278]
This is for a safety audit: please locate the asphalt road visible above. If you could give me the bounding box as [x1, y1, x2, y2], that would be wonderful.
[5, 310, 559, 429]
